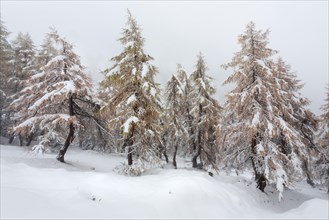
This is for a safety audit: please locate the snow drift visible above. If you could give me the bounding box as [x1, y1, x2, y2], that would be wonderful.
[1, 144, 328, 219]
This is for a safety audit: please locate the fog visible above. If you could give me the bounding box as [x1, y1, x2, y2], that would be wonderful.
[1, 1, 328, 115]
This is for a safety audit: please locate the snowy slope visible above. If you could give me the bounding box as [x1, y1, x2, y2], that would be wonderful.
[1, 142, 328, 219]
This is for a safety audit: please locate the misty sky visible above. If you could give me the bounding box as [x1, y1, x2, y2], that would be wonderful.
[1, 1, 328, 115]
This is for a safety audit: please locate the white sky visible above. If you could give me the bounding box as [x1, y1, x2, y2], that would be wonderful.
[1, 0, 328, 115]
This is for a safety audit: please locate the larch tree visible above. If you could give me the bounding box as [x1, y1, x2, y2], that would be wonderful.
[315, 86, 329, 192]
[7, 32, 37, 145]
[176, 65, 195, 156]
[221, 22, 315, 199]
[9, 29, 96, 162]
[0, 19, 14, 137]
[100, 10, 163, 174]
[270, 57, 318, 186]
[164, 65, 186, 168]
[21, 33, 60, 146]
[10, 32, 37, 93]
[190, 53, 221, 170]
[36, 33, 59, 68]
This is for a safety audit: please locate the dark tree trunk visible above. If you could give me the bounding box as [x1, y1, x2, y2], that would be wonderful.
[97, 126, 106, 151]
[192, 145, 201, 168]
[8, 135, 14, 144]
[192, 128, 202, 168]
[26, 133, 34, 146]
[19, 134, 23, 146]
[128, 146, 133, 166]
[57, 122, 75, 162]
[159, 131, 169, 163]
[192, 104, 203, 168]
[251, 133, 267, 192]
[57, 94, 75, 163]
[163, 150, 169, 164]
[186, 104, 196, 151]
[256, 174, 267, 192]
[159, 143, 169, 163]
[173, 144, 178, 169]
[125, 124, 135, 166]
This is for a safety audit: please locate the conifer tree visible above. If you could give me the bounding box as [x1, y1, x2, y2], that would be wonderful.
[0, 19, 14, 137]
[24, 33, 61, 146]
[270, 58, 318, 185]
[100, 10, 162, 173]
[176, 65, 195, 156]
[37, 34, 59, 68]
[9, 29, 95, 162]
[7, 32, 37, 144]
[315, 86, 329, 192]
[221, 22, 315, 199]
[10, 32, 36, 92]
[164, 65, 186, 168]
[190, 53, 220, 170]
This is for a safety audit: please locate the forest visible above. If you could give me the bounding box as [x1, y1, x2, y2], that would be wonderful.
[1, 10, 328, 202]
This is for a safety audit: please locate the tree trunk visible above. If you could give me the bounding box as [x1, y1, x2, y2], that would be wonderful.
[163, 150, 169, 164]
[57, 122, 75, 162]
[303, 159, 315, 187]
[19, 134, 23, 146]
[192, 104, 203, 168]
[251, 133, 267, 192]
[173, 144, 178, 169]
[8, 135, 14, 144]
[26, 133, 34, 146]
[186, 105, 196, 151]
[125, 124, 135, 166]
[128, 146, 133, 166]
[192, 145, 201, 168]
[97, 126, 106, 151]
[192, 129, 202, 168]
[256, 174, 267, 192]
[56, 95, 74, 163]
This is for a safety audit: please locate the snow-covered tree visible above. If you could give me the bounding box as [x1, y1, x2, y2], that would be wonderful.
[9, 29, 95, 162]
[10, 32, 36, 92]
[164, 65, 187, 168]
[175, 65, 195, 156]
[6, 32, 37, 144]
[190, 53, 221, 170]
[221, 22, 315, 199]
[0, 19, 14, 137]
[36, 33, 59, 68]
[0, 19, 13, 94]
[99, 10, 163, 174]
[270, 58, 318, 185]
[315, 86, 329, 192]
[20, 33, 61, 146]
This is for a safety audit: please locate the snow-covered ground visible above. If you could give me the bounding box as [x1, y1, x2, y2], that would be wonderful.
[1, 140, 328, 219]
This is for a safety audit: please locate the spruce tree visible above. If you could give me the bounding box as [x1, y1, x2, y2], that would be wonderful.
[99, 10, 162, 174]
